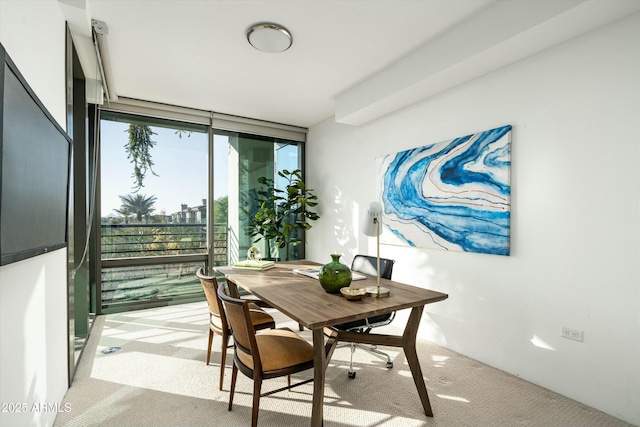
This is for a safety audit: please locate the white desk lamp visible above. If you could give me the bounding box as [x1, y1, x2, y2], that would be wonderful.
[362, 202, 389, 298]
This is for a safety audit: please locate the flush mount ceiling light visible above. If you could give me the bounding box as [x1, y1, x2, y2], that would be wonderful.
[247, 23, 292, 53]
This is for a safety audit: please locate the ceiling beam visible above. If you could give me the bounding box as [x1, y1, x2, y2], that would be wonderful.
[334, 0, 639, 126]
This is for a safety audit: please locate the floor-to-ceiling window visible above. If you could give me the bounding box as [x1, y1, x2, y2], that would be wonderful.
[99, 112, 209, 312]
[93, 103, 306, 313]
[214, 131, 302, 264]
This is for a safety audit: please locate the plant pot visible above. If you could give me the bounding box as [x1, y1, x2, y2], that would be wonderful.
[318, 254, 352, 293]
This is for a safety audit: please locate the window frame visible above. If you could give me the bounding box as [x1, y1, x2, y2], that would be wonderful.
[92, 99, 307, 314]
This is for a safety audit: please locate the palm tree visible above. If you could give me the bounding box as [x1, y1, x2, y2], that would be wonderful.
[115, 194, 158, 223]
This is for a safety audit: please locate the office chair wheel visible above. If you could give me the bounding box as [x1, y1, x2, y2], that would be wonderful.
[348, 371, 356, 379]
[386, 362, 393, 369]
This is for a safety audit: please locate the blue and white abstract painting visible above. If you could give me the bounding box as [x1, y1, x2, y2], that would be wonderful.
[377, 125, 512, 256]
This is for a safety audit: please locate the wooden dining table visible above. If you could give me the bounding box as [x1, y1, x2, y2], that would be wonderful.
[216, 260, 448, 427]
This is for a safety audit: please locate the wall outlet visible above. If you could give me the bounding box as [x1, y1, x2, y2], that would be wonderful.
[561, 327, 584, 342]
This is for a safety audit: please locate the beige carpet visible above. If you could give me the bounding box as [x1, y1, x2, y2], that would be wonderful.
[54, 302, 631, 427]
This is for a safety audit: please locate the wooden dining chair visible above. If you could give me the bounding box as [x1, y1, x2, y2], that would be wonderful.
[196, 267, 276, 391]
[217, 282, 314, 427]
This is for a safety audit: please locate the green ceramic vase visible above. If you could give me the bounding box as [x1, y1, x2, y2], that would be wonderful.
[318, 254, 352, 293]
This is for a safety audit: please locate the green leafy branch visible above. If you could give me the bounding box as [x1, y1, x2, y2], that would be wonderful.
[126, 124, 158, 192]
[250, 169, 320, 261]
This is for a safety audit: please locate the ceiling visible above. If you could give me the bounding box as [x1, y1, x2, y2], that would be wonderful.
[60, 0, 640, 129]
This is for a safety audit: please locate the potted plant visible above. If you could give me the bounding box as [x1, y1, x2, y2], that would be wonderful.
[250, 169, 319, 261]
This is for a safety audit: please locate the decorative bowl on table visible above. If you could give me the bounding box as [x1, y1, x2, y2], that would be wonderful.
[340, 287, 367, 301]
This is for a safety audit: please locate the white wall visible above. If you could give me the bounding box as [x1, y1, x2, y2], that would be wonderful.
[0, 252, 69, 427]
[306, 13, 640, 425]
[0, 2, 70, 427]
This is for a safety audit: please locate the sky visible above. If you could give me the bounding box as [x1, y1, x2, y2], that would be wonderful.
[100, 120, 228, 216]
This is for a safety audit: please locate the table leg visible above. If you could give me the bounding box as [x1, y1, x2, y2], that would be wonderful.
[311, 328, 325, 427]
[404, 306, 434, 417]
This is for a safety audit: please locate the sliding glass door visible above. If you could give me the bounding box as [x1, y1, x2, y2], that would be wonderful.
[99, 112, 208, 311]
[95, 108, 304, 313]
[214, 132, 302, 264]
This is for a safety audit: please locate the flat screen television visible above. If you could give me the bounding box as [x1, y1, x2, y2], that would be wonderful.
[0, 43, 71, 266]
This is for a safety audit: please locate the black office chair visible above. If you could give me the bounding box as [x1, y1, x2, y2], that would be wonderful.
[334, 254, 396, 379]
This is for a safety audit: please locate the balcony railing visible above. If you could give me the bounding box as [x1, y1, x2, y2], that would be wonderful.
[100, 222, 228, 308]
[101, 222, 227, 260]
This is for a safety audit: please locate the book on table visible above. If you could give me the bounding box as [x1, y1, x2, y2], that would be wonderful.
[233, 259, 275, 271]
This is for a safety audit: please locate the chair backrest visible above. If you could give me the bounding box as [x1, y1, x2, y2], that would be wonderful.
[196, 267, 227, 328]
[352, 255, 396, 326]
[216, 282, 262, 373]
[351, 255, 395, 280]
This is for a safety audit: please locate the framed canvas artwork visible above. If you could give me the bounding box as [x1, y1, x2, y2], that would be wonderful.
[377, 125, 512, 256]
